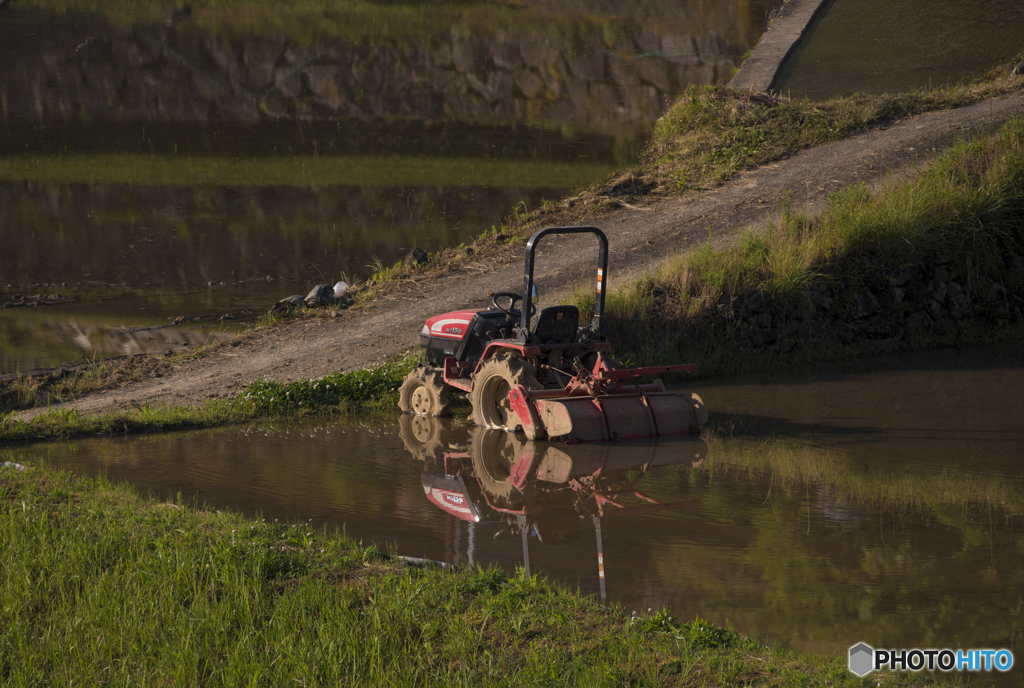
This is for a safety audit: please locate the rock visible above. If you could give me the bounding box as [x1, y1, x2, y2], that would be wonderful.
[889, 267, 915, 286]
[404, 247, 429, 266]
[946, 281, 962, 297]
[272, 295, 305, 312]
[926, 279, 946, 303]
[948, 293, 972, 319]
[852, 292, 875, 318]
[810, 290, 832, 310]
[987, 282, 1007, 302]
[749, 312, 771, 329]
[796, 298, 816, 321]
[1, 462, 28, 472]
[905, 311, 932, 334]
[890, 286, 904, 305]
[745, 295, 765, 314]
[925, 298, 944, 319]
[304, 284, 334, 307]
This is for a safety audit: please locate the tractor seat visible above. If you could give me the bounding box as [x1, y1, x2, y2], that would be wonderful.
[532, 305, 579, 344]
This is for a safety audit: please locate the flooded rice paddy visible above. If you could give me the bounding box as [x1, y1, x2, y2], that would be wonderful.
[0, 0, 778, 372]
[9, 344, 1024, 679]
[774, 0, 1024, 100]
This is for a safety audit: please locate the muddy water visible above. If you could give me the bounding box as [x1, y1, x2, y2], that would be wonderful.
[0, 1, 778, 372]
[8, 344, 1024, 678]
[774, 0, 1024, 100]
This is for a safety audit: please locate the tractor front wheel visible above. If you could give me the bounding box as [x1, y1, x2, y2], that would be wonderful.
[398, 367, 452, 417]
[468, 353, 540, 431]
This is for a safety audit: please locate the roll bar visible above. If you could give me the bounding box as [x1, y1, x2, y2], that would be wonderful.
[519, 226, 608, 342]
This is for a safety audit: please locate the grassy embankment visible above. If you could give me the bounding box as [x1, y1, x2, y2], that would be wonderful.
[0, 351, 420, 444]
[0, 464, 930, 686]
[579, 115, 1024, 377]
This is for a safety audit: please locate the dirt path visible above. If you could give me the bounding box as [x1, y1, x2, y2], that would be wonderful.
[19, 95, 1024, 420]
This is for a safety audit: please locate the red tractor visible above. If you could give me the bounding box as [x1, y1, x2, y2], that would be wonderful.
[398, 226, 707, 442]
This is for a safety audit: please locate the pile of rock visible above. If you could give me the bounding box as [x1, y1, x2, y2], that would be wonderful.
[273, 281, 349, 312]
[727, 254, 1024, 356]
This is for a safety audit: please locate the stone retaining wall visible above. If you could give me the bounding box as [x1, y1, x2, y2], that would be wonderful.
[1, 4, 768, 128]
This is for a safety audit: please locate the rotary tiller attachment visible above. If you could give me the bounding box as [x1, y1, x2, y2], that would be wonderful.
[506, 354, 707, 443]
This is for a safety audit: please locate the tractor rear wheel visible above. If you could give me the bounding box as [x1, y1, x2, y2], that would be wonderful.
[398, 367, 452, 417]
[468, 426, 528, 507]
[398, 414, 466, 466]
[468, 353, 541, 431]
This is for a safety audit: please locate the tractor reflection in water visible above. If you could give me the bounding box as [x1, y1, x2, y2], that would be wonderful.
[399, 416, 708, 602]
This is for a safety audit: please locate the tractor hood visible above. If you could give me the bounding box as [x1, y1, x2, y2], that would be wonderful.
[424, 310, 478, 340]
[421, 473, 480, 522]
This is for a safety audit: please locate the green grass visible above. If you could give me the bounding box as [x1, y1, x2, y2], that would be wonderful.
[0, 464, 931, 686]
[575, 116, 1024, 376]
[0, 357, 169, 414]
[0, 154, 615, 189]
[642, 62, 1024, 194]
[0, 351, 421, 445]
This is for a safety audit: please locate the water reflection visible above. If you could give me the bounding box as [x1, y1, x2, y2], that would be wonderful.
[0, 1, 779, 371]
[407, 419, 707, 600]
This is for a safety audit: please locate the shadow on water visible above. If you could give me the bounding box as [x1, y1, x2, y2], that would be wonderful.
[8, 347, 1024, 674]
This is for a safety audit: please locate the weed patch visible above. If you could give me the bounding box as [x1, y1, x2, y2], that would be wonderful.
[0, 356, 172, 414]
[1, 352, 421, 445]
[233, 350, 419, 414]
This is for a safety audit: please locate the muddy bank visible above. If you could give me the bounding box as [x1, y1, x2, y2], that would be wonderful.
[8, 94, 1024, 421]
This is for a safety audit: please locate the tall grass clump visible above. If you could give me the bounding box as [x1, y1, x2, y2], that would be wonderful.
[583, 117, 1024, 376]
[1, 465, 925, 686]
[0, 357, 163, 414]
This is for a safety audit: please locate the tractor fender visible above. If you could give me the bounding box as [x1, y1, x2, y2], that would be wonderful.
[473, 342, 541, 375]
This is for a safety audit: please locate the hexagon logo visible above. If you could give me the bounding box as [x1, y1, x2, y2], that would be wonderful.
[849, 642, 874, 676]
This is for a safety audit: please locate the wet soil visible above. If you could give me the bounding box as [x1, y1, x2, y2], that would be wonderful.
[16, 94, 1024, 420]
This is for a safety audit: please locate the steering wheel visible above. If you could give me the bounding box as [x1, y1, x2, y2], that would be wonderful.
[491, 292, 537, 318]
